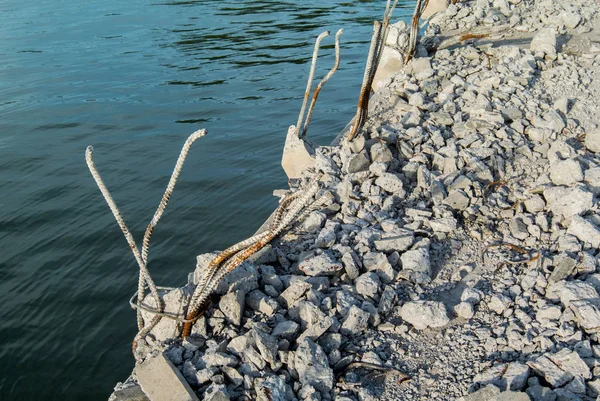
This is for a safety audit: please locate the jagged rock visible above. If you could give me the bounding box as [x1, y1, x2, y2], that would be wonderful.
[341, 252, 360, 280]
[219, 290, 245, 326]
[355, 272, 381, 299]
[252, 329, 278, 366]
[299, 252, 343, 277]
[567, 215, 600, 248]
[549, 159, 583, 186]
[457, 384, 500, 401]
[341, 305, 370, 335]
[488, 294, 512, 314]
[295, 339, 334, 393]
[137, 354, 199, 401]
[246, 290, 279, 316]
[375, 173, 406, 196]
[530, 28, 556, 59]
[203, 383, 230, 401]
[586, 130, 600, 153]
[400, 246, 431, 283]
[271, 320, 300, 340]
[373, 231, 414, 252]
[527, 355, 573, 388]
[400, 301, 449, 330]
[279, 281, 311, 308]
[543, 186, 594, 219]
[455, 302, 474, 319]
[363, 251, 396, 283]
[255, 376, 288, 401]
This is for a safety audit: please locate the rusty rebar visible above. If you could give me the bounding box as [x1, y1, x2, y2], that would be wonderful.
[295, 31, 330, 137]
[301, 28, 344, 138]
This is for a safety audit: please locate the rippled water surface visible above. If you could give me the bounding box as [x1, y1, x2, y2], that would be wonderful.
[0, 1, 413, 399]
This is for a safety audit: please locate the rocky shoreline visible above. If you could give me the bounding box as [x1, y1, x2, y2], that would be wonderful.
[110, 0, 600, 400]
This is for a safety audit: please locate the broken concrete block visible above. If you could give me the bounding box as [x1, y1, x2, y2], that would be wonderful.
[281, 125, 316, 179]
[136, 353, 199, 401]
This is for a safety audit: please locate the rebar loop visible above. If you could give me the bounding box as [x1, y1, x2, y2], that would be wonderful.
[301, 28, 344, 138]
[295, 31, 330, 137]
[85, 146, 163, 330]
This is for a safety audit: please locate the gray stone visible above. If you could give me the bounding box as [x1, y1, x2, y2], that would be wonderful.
[546, 280, 599, 306]
[488, 294, 511, 314]
[374, 231, 414, 252]
[341, 305, 370, 335]
[567, 215, 600, 248]
[246, 290, 279, 316]
[363, 252, 396, 283]
[201, 352, 238, 368]
[457, 384, 500, 401]
[530, 28, 557, 59]
[536, 305, 562, 322]
[298, 316, 333, 343]
[295, 339, 334, 393]
[400, 301, 449, 330]
[255, 375, 288, 401]
[543, 186, 594, 219]
[355, 272, 381, 299]
[526, 355, 573, 388]
[526, 385, 556, 401]
[496, 391, 530, 401]
[299, 252, 343, 277]
[370, 142, 393, 164]
[461, 288, 483, 305]
[213, 261, 259, 296]
[509, 217, 529, 240]
[561, 10, 581, 29]
[454, 302, 474, 319]
[524, 195, 546, 213]
[375, 173, 406, 196]
[219, 290, 245, 326]
[136, 354, 199, 401]
[585, 130, 600, 153]
[343, 150, 370, 174]
[570, 300, 600, 333]
[203, 383, 230, 401]
[271, 320, 300, 340]
[585, 167, 600, 194]
[378, 285, 397, 316]
[301, 211, 327, 233]
[315, 221, 338, 248]
[109, 384, 149, 401]
[400, 247, 431, 282]
[548, 253, 578, 283]
[429, 217, 457, 233]
[550, 159, 583, 186]
[252, 329, 278, 366]
[548, 349, 591, 380]
[341, 252, 360, 280]
[279, 281, 311, 308]
[444, 189, 470, 210]
[140, 288, 188, 343]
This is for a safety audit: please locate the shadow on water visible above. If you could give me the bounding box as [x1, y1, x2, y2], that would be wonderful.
[0, 1, 414, 399]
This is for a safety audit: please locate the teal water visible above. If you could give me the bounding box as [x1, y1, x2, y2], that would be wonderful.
[0, 1, 413, 399]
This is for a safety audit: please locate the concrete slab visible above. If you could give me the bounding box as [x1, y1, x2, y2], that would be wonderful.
[136, 353, 199, 401]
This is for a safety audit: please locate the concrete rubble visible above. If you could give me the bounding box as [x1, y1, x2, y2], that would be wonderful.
[110, 0, 600, 400]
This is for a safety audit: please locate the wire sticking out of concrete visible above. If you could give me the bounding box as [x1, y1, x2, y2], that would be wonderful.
[295, 31, 331, 138]
[86, 129, 206, 355]
[182, 181, 322, 338]
[301, 28, 344, 138]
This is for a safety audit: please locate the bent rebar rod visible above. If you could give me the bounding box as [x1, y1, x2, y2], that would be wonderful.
[182, 182, 321, 338]
[301, 28, 344, 138]
[294, 31, 330, 137]
[85, 146, 163, 330]
[181, 193, 299, 337]
[347, 21, 382, 142]
[137, 129, 206, 328]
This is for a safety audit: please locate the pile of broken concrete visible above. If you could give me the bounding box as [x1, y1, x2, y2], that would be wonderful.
[110, 0, 600, 400]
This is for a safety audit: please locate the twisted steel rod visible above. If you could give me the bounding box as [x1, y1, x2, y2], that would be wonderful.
[294, 31, 330, 137]
[182, 182, 321, 338]
[301, 28, 344, 138]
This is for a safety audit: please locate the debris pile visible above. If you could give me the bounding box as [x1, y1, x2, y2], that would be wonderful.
[108, 0, 600, 400]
